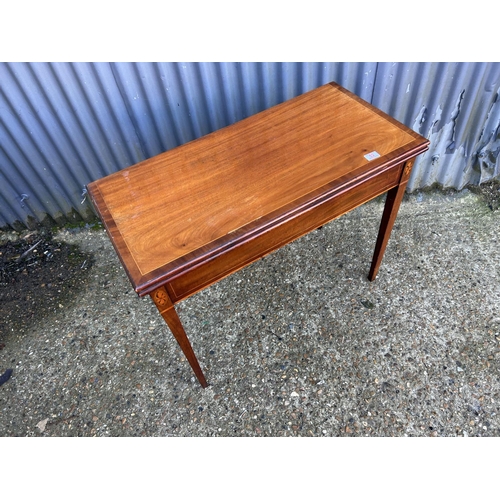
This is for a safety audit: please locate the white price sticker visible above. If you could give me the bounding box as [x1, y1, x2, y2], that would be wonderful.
[364, 151, 381, 161]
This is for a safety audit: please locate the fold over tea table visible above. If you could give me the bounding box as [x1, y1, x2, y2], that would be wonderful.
[87, 82, 429, 388]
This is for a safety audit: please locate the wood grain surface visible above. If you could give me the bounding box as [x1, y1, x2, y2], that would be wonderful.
[88, 82, 428, 295]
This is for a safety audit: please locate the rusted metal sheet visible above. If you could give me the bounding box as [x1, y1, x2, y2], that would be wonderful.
[0, 62, 499, 229]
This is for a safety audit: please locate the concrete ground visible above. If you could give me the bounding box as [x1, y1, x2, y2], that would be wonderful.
[0, 187, 499, 437]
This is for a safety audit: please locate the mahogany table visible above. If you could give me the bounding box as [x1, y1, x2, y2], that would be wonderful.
[87, 82, 429, 388]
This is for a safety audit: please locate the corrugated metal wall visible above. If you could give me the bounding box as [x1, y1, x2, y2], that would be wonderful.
[371, 62, 500, 191]
[1, 62, 499, 230]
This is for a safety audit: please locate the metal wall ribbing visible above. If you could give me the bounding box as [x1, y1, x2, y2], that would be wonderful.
[1, 62, 499, 229]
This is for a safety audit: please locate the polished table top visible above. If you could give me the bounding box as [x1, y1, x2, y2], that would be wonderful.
[88, 82, 428, 297]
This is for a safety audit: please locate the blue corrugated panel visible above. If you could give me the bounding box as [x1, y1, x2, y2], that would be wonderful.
[371, 62, 500, 191]
[1, 62, 499, 230]
[0, 62, 145, 228]
[108, 62, 377, 158]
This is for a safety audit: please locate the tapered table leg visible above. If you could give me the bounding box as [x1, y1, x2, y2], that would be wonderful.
[150, 286, 208, 388]
[368, 160, 414, 281]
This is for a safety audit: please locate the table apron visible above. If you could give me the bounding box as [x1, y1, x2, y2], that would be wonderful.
[165, 162, 404, 303]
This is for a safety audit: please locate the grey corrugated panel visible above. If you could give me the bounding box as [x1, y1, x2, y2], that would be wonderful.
[371, 62, 500, 191]
[1, 62, 499, 230]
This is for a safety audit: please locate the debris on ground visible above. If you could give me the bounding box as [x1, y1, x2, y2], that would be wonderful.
[0, 368, 13, 386]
